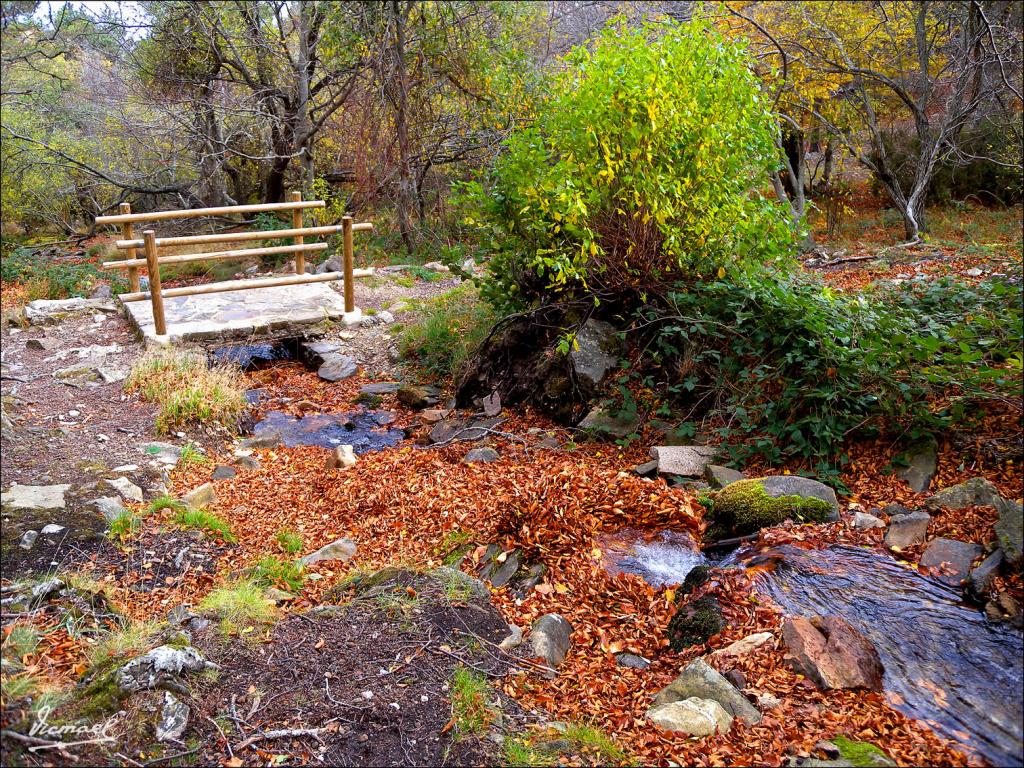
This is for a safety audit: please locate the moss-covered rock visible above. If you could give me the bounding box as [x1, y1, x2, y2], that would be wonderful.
[833, 736, 897, 767]
[709, 476, 839, 537]
[679, 565, 710, 597]
[666, 596, 724, 651]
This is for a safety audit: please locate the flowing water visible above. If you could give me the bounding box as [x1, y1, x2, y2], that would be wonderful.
[601, 532, 1023, 766]
[254, 410, 405, 453]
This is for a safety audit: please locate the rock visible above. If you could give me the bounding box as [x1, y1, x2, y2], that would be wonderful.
[397, 384, 440, 409]
[994, 499, 1022, 569]
[711, 631, 774, 659]
[300, 537, 356, 566]
[498, 625, 524, 651]
[156, 691, 189, 741]
[40, 523, 66, 535]
[19, 530, 38, 550]
[422, 261, 449, 272]
[569, 318, 619, 389]
[680, 565, 710, 596]
[724, 669, 746, 690]
[317, 354, 358, 382]
[667, 596, 724, 651]
[93, 496, 127, 522]
[464, 447, 500, 464]
[709, 476, 839, 537]
[704, 464, 747, 489]
[482, 391, 501, 417]
[235, 456, 260, 470]
[238, 431, 281, 451]
[182, 482, 215, 510]
[481, 549, 521, 588]
[315, 256, 343, 274]
[301, 340, 343, 367]
[632, 459, 659, 477]
[420, 409, 449, 424]
[105, 477, 144, 503]
[757, 692, 782, 710]
[429, 416, 502, 444]
[652, 658, 762, 724]
[852, 511, 885, 530]
[646, 697, 733, 736]
[896, 437, 938, 492]
[24, 297, 117, 325]
[984, 592, 1022, 627]
[970, 549, 1004, 596]
[211, 465, 236, 481]
[326, 445, 357, 469]
[1, 483, 70, 511]
[883, 510, 930, 549]
[615, 652, 651, 669]
[360, 382, 402, 395]
[264, 587, 296, 603]
[782, 615, 883, 691]
[926, 477, 1003, 511]
[431, 566, 489, 599]
[142, 442, 182, 467]
[964, 267, 983, 277]
[651, 445, 718, 477]
[920, 538, 983, 586]
[116, 645, 217, 694]
[26, 336, 60, 351]
[577, 406, 639, 439]
[530, 613, 573, 671]
[89, 284, 113, 301]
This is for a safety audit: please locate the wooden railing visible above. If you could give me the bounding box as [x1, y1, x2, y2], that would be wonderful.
[95, 192, 372, 336]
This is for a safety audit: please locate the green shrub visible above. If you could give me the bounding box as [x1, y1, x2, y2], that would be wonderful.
[126, 349, 248, 434]
[399, 284, 496, 378]
[0, 247, 127, 300]
[462, 16, 793, 312]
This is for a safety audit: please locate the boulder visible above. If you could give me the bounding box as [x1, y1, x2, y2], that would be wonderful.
[156, 691, 189, 742]
[994, 500, 1022, 569]
[182, 482, 215, 510]
[709, 476, 839, 537]
[317, 354, 357, 382]
[969, 549, 1004, 596]
[530, 613, 573, 672]
[919, 538, 983, 586]
[883, 510, 930, 549]
[652, 658, 762, 724]
[116, 645, 217, 694]
[705, 464, 747, 489]
[926, 478, 1003, 511]
[464, 447, 500, 464]
[1, 483, 70, 511]
[711, 631, 774, 659]
[300, 537, 356, 566]
[667, 596, 724, 651]
[569, 318, 619, 389]
[646, 697, 733, 736]
[782, 615, 883, 691]
[577, 406, 639, 439]
[651, 445, 717, 478]
[852, 511, 885, 530]
[896, 437, 938, 493]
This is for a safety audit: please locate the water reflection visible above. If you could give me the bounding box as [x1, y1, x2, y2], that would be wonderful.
[254, 409, 404, 453]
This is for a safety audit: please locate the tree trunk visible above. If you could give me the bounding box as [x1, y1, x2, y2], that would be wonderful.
[391, 1, 415, 254]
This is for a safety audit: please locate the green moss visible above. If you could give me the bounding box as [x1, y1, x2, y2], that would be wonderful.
[679, 565, 709, 597]
[710, 479, 834, 536]
[76, 666, 125, 718]
[666, 596, 724, 651]
[833, 736, 896, 767]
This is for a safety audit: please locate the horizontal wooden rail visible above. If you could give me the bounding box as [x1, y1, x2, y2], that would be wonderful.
[118, 268, 375, 302]
[96, 200, 325, 225]
[101, 242, 327, 271]
[114, 221, 372, 249]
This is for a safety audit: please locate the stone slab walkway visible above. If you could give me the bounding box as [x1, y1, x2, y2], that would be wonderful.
[123, 282, 359, 343]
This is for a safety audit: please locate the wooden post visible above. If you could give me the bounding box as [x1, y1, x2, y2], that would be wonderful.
[119, 203, 141, 292]
[290, 190, 305, 274]
[143, 230, 167, 336]
[342, 215, 355, 313]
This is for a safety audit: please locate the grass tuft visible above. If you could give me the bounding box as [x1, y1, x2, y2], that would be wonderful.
[253, 555, 304, 592]
[199, 580, 276, 635]
[449, 667, 494, 740]
[171, 507, 236, 542]
[275, 529, 303, 555]
[399, 284, 495, 378]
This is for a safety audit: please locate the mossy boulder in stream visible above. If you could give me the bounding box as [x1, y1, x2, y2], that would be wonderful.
[833, 736, 897, 767]
[666, 596, 724, 651]
[707, 476, 840, 539]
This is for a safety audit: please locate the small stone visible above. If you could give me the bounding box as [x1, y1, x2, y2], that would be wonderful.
[93, 496, 127, 522]
[651, 445, 718, 477]
[498, 625, 524, 651]
[615, 652, 651, 669]
[326, 445, 357, 469]
[40, 524, 66, 535]
[360, 382, 402, 395]
[577, 406, 639, 439]
[300, 537, 356, 566]
[482, 391, 502, 417]
[211, 465, 236, 481]
[530, 613, 573, 673]
[970, 549, 1004, 596]
[884, 510, 930, 549]
[26, 337, 60, 351]
[235, 456, 260, 470]
[920, 538, 983, 586]
[705, 464, 747, 489]
[646, 697, 733, 736]
[652, 658, 762, 724]
[711, 631, 774, 659]
[115, 645, 217, 694]
[852, 511, 885, 530]
[782, 615, 883, 691]
[317, 354, 358, 382]
[724, 669, 746, 690]
[96, 433, 110, 442]
[1, 483, 71, 511]
[156, 691, 190, 742]
[632, 460, 659, 477]
[182, 482, 216, 510]
[68, 409, 81, 418]
[964, 267, 983, 277]
[896, 437, 938, 493]
[464, 447, 500, 464]
[142, 442, 182, 467]
[420, 409, 449, 424]
[19, 530, 39, 550]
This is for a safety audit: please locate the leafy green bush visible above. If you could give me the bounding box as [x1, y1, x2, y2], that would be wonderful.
[637, 269, 1022, 469]
[0, 247, 126, 300]
[400, 284, 497, 378]
[462, 17, 793, 312]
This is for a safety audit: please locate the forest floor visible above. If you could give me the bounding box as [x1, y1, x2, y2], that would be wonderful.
[1, 201, 1022, 767]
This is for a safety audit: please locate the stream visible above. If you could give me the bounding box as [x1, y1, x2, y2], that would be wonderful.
[601, 534, 1024, 766]
[253, 410, 405, 453]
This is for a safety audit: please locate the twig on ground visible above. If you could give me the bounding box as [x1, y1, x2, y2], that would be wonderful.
[234, 726, 327, 751]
